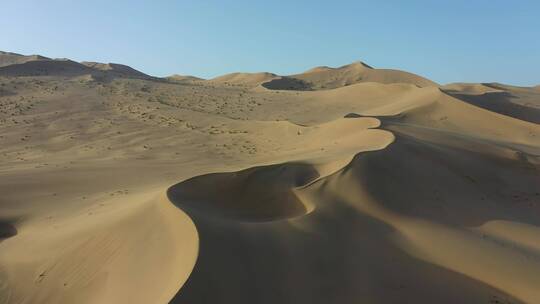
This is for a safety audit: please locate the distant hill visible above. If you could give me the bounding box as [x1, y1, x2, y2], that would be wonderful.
[0, 51, 51, 67]
[0, 58, 93, 77]
[81, 62, 151, 79]
[0, 51, 151, 80]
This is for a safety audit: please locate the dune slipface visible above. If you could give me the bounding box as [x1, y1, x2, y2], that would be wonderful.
[0, 51, 539, 304]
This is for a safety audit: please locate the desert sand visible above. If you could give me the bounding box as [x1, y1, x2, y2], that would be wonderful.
[0, 51, 539, 304]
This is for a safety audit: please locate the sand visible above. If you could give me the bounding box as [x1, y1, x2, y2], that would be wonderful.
[0, 52, 539, 304]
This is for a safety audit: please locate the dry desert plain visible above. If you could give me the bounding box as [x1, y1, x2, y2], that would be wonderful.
[0, 51, 539, 303]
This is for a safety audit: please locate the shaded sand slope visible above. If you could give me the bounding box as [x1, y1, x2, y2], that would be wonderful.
[442, 83, 540, 124]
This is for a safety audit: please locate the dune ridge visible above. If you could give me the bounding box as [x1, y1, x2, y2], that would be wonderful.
[166, 96, 539, 304]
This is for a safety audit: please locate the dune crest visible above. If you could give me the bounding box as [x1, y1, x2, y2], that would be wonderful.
[168, 117, 393, 222]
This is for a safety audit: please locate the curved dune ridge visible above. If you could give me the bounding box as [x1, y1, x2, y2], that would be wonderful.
[167, 131, 539, 304]
[165, 98, 539, 304]
[0, 51, 539, 304]
[167, 118, 393, 222]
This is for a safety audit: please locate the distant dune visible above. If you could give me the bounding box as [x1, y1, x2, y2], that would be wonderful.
[81, 62, 151, 79]
[209, 72, 278, 86]
[442, 82, 540, 124]
[262, 61, 437, 90]
[0, 51, 539, 304]
[205, 61, 436, 90]
[166, 74, 204, 83]
[441, 82, 503, 94]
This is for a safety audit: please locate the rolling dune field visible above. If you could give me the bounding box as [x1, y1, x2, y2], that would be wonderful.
[0, 51, 539, 304]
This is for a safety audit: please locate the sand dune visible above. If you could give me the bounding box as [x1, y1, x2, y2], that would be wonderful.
[442, 82, 540, 124]
[169, 125, 538, 303]
[262, 61, 437, 90]
[81, 62, 151, 79]
[210, 72, 278, 86]
[0, 59, 93, 77]
[0, 52, 539, 304]
[166, 75, 204, 83]
[441, 82, 504, 94]
[206, 60, 436, 90]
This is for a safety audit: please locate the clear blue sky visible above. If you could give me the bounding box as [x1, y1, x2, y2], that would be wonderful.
[1, 0, 539, 85]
